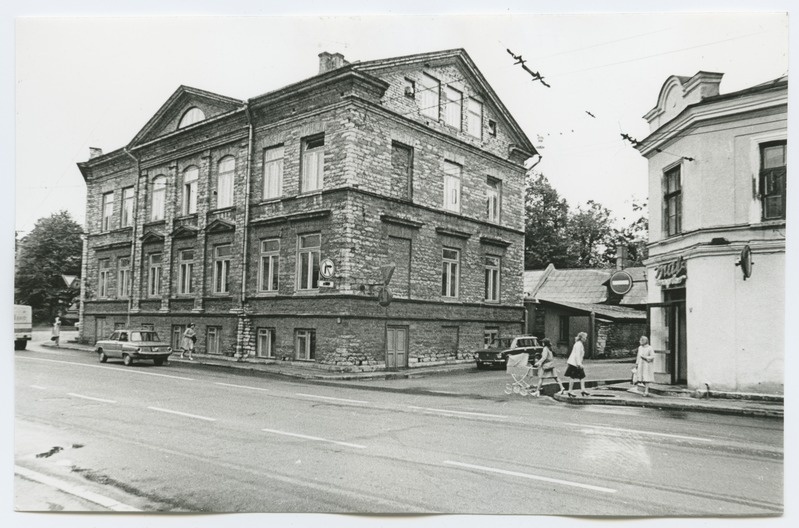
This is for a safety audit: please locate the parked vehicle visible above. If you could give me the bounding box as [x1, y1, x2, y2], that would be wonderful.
[475, 335, 542, 370]
[58, 302, 80, 326]
[14, 305, 32, 350]
[95, 329, 172, 366]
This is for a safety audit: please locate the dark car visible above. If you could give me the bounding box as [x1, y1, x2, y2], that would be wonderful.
[475, 335, 543, 370]
[95, 329, 172, 366]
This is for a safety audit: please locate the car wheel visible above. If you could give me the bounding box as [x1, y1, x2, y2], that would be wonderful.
[476, 362, 486, 370]
[14, 340, 27, 350]
[153, 358, 164, 366]
[123, 354, 133, 366]
[98, 350, 108, 363]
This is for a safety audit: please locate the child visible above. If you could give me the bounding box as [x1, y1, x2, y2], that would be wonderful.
[533, 338, 565, 397]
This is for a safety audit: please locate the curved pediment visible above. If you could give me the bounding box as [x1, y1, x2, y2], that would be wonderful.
[644, 72, 724, 130]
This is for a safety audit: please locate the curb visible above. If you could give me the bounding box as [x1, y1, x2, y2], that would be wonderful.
[15, 465, 141, 512]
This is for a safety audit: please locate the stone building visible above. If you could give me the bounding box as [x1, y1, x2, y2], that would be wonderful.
[77, 49, 536, 371]
[636, 72, 786, 393]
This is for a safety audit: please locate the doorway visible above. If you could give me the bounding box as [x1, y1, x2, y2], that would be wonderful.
[386, 326, 408, 369]
[647, 289, 687, 384]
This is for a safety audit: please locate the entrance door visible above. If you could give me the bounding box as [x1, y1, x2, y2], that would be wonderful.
[386, 326, 408, 369]
[647, 297, 687, 384]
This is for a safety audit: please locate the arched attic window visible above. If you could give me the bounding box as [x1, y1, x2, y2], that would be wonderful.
[178, 107, 206, 129]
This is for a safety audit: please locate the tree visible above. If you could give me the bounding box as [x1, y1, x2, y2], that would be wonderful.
[15, 211, 83, 322]
[606, 199, 650, 267]
[565, 200, 616, 268]
[524, 172, 570, 269]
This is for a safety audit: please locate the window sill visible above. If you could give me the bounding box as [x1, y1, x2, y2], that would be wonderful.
[258, 198, 283, 205]
[297, 190, 323, 199]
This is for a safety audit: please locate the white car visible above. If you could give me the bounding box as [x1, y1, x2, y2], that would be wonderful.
[95, 329, 172, 366]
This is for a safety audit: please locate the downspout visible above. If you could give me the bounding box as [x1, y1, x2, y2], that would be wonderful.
[123, 147, 140, 327]
[241, 106, 254, 305]
[528, 152, 543, 172]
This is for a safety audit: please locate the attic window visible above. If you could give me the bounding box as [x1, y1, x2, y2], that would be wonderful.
[178, 107, 206, 129]
[488, 120, 497, 137]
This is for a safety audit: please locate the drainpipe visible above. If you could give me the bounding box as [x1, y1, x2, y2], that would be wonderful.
[527, 152, 543, 172]
[123, 147, 140, 328]
[240, 106, 254, 305]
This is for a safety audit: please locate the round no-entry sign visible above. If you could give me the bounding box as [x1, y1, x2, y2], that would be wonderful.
[609, 270, 634, 295]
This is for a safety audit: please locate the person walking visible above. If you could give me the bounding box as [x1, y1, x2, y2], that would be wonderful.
[51, 317, 61, 348]
[635, 336, 656, 396]
[181, 323, 197, 360]
[533, 338, 565, 397]
[564, 332, 589, 397]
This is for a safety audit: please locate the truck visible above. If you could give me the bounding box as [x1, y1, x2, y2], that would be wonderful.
[14, 304, 32, 350]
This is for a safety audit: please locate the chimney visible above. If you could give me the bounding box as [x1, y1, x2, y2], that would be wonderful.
[615, 245, 629, 270]
[318, 52, 348, 74]
[89, 147, 103, 159]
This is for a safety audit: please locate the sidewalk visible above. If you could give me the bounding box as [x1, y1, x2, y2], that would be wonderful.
[42, 339, 784, 419]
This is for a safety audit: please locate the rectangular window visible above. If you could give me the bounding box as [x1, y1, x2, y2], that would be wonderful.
[117, 257, 131, 298]
[484, 328, 499, 348]
[183, 168, 198, 215]
[760, 141, 786, 220]
[443, 86, 462, 129]
[256, 327, 276, 358]
[148, 253, 162, 297]
[467, 98, 483, 138]
[98, 259, 111, 298]
[419, 73, 440, 119]
[178, 249, 194, 295]
[441, 247, 460, 298]
[259, 239, 280, 292]
[141, 323, 155, 331]
[443, 161, 462, 213]
[121, 187, 134, 228]
[217, 158, 235, 209]
[172, 325, 186, 351]
[486, 177, 501, 222]
[295, 329, 316, 361]
[391, 142, 413, 201]
[213, 244, 232, 294]
[558, 315, 570, 343]
[150, 177, 166, 222]
[301, 135, 324, 193]
[263, 145, 284, 199]
[297, 233, 321, 291]
[484, 256, 500, 302]
[207, 326, 221, 355]
[101, 192, 114, 231]
[662, 165, 682, 237]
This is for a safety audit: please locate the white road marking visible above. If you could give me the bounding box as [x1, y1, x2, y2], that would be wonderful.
[18, 356, 195, 381]
[569, 423, 712, 443]
[261, 428, 366, 449]
[30, 385, 48, 390]
[215, 382, 270, 392]
[15, 465, 141, 511]
[408, 406, 508, 419]
[295, 393, 368, 404]
[443, 461, 617, 494]
[584, 406, 645, 416]
[147, 407, 216, 422]
[68, 393, 117, 404]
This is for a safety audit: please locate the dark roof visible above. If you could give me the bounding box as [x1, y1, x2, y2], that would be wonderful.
[538, 299, 646, 321]
[524, 265, 648, 306]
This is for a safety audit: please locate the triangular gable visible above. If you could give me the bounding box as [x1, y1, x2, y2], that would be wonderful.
[205, 218, 235, 234]
[140, 230, 165, 244]
[352, 49, 536, 156]
[170, 225, 199, 239]
[129, 85, 245, 147]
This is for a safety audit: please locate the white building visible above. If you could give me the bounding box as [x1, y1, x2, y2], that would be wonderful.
[637, 72, 786, 394]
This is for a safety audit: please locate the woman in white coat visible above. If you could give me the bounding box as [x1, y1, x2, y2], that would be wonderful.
[636, 336, 656, 396]
[564, 332, 589, 397]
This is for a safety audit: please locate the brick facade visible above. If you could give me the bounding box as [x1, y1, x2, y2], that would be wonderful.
[78, 50, 536, 371]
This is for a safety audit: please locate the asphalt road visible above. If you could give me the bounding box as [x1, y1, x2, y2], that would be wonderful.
[15, 334, 783, 515]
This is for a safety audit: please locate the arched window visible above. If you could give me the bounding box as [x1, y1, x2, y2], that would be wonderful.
[182, 166, 199, 215]
[150, 176, 166, 221]
[217, 156, 235, 208]
[178, 107, 206, 129]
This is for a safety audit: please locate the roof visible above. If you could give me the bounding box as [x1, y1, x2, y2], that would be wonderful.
[524, 265, 648, 306]
[538, 299, 647, 321]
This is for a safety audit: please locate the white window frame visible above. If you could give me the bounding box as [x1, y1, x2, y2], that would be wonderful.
[98, 259, 111, 298]
[148, 253, 162, 297]
[101, 192, 114, 231]
[443, 161, 462, 213]
[486, 177, 501, 223]
[441, 247, 460, 298]
[207, 326, 221, 355]
[259, 239, 280, 292]
[295, 328, 315, 361]
[484, 256, 500, 303]
[419, 73, 440, 119]
[178, 249, 194, 295]
[748, 130, 788, 224]
[217, 156, 235, 209]
[121, 186, 135, 228]
[150, 176, 166, 221]
[256, 327, 276, 358]
[301, 135, 324, 193]
[178, 107, 205, 129]
[297, 234, 321, 291]
[182, 166, 199, 215]
[467, 98, 483, 138]
[484, 328, 499, 348]
[117, 257, 131, 298]
[263, 145, 284, 200]
[443, 85, 462, 129]
[213, 244, 232, 294]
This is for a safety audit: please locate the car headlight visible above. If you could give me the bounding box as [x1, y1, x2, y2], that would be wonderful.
[136, 347, 142, 353]
[167, 347, 172, 353]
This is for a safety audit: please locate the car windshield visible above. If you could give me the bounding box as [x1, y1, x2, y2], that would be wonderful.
[516, 338, 537, 347]
[496, 338, 514, 349]
[130, 331, 160, 342]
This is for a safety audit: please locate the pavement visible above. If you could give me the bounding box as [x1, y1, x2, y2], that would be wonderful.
[39, 338, 784, 419]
